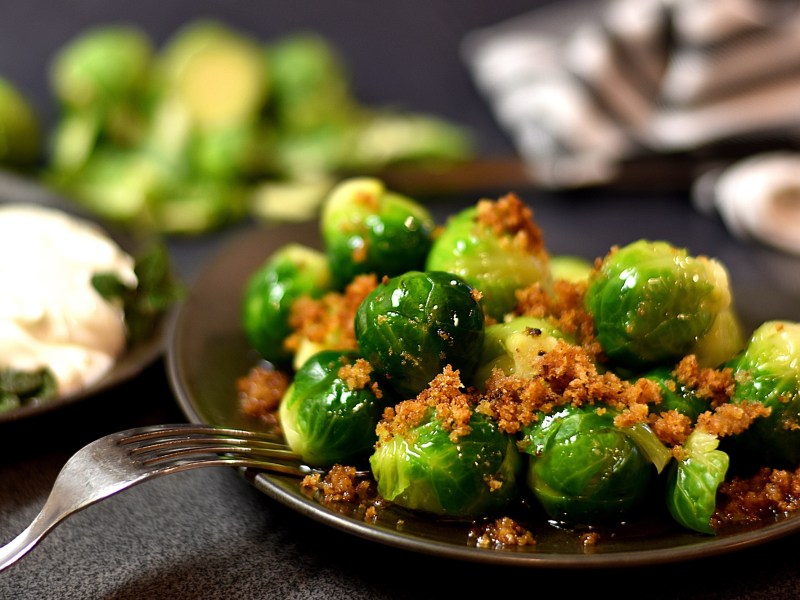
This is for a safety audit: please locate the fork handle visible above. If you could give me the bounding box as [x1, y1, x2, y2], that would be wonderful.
[0, 517, 54, 573]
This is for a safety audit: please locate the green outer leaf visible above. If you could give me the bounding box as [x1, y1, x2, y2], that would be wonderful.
[369, 410, 521, 518]
[665, 430, 729, 535]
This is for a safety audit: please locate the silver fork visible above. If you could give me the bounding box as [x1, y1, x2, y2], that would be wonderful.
[0, 423, 317, 573]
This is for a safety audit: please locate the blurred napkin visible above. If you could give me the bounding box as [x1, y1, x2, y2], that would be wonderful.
[462, 0, 800, 188]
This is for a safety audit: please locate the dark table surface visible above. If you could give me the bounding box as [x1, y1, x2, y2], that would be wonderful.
[2, 1, 800, 599]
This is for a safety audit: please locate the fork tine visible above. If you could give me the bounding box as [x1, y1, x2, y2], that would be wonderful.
[116, 424, 315, 477]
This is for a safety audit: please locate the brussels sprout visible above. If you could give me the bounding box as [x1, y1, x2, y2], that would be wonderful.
[521, 405, 662, 525]
[725, 320, 800, 467]
[665, 430, 729, 534]
[242, 244, 332, 365]
[472, 315, 571, 388]
[321, 177, 436, 289]
[279, 350, 387, 467]
[49, 25, 154, 112]
[550, 254, 592, 283]
[266, 33, 357, 133]
[425, 194, 551, 321]
[156, 20, 268, 129]
[370, 380, 521, 519]
[355, 270, 484, 399]
[585, 240, 741, 370]
[641, 365, 710, 422]
[0, 77, 42, 170]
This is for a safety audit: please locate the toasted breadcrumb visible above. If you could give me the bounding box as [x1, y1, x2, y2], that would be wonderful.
[284, 274, 378, 352]
[713, 465, 800, 527]
[338, 357, 383, 399]
[470, 517, 536, 549]
[237, 366, 290, 426]
[475, 192, 546, 257]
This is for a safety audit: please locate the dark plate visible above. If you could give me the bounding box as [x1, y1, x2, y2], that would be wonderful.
[0, 170, 170, 423]
[166, 214, 800, 568]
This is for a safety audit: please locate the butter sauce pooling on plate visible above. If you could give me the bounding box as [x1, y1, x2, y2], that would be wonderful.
[0, 203, 136, 396]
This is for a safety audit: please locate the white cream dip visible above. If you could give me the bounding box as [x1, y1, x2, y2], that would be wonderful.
[0, 204, 137, 396]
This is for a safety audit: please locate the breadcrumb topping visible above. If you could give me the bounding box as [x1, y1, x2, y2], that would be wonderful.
[237, 365, 290, 427]
[284, 273, 378, 352]
[475, 193, 547, 257]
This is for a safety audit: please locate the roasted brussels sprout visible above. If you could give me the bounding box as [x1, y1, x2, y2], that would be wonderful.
[242, 243, 331, 365]
[585, 239, 742, 371]
[354, 270, 484, 399]
[472, 315, 572, 388]
[665, 430, 729, 534]
[370, 369, 521, 519]
[726, 320, 800, 467]
[425, 194, 551, 321]
[320, 177, 436, 289]
[641, 365, 710, 423]
[521, 405, 667, 525]
[279, 349, 387, 467]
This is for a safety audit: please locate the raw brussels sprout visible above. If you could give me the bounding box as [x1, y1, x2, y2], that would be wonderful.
[665, 430, 729, 535]
[370, 397, 521, 519]
[279, 350, 387, 467]
[585, 240, 741, 371]
[242, 244, 331, 365]
[354, 270, 484, 399]
[0, 77, 42, 170]
[425, 195, 551, 321]
[521, 405, 664, 525]
[321, 177, 436, 289]
[725, 320, 800, 467]
[472, 315, 571, 388]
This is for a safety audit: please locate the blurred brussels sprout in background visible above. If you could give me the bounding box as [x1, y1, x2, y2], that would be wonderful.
[279, 349, 388, 467]
[33, 20, 474, 234]
[355, 270, 484, 399]
[725, 320, 800, 467]
[320, 177, 436, 288]
[585, 240, 743, 371]
[0, 76, 42, 171]
[521, 405, 665, 526]
[242, 243, 331, 366]
[425, 193, 551, 321]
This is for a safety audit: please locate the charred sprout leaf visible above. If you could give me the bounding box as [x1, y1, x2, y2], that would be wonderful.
[92, 240, 183, 345]
[354, 270, 484, 399]
[425, 197, 551, 321]
[585, 239, 742, 371]
[241, 243, 331, 365]
[665, 430, 729, 535]
[521, 405, 659, 526]
[320, 177, 436, 289]
[278, 350, 389, 467]
[369, 406, 521, 519]
[0, 368, 58, 412]
[726, 320, 800, 467]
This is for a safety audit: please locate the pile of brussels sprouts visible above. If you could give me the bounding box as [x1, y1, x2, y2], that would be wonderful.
[241, 177, 800, 536]
[0, 21, 472, 234]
